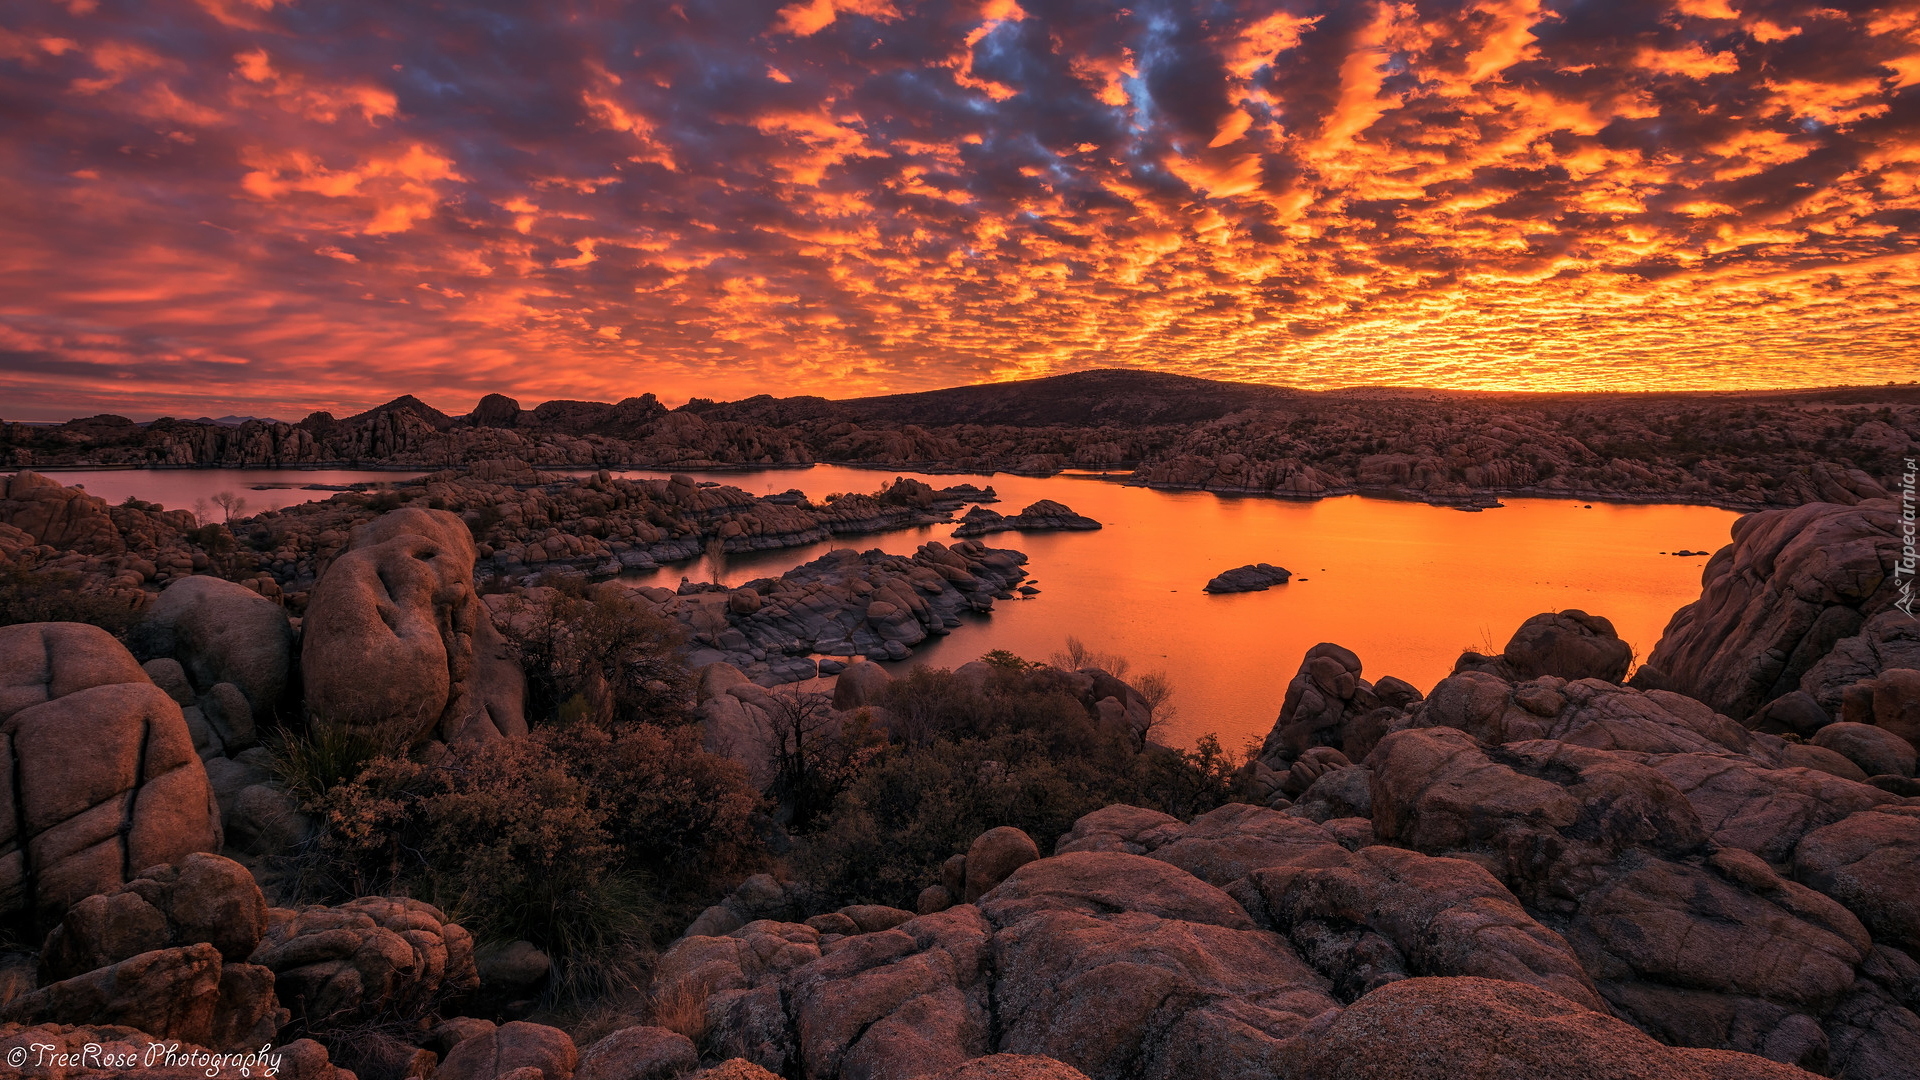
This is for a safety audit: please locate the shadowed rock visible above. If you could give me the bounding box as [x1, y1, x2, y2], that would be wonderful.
[1648, 500, 1907, 721]
[1203, 563, 1291, 593]
[1453, 610, 1633, 684]
[951, 500, 1100, 537]
[1288, 977, 1819, 1080]
[0, 622, 221, 925]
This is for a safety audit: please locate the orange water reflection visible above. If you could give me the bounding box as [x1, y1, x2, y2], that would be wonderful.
[618, 465, 1741, 752]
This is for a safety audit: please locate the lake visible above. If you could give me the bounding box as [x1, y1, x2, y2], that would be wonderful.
[34, 463, 1740, 751]
[35, 467, 429, 516]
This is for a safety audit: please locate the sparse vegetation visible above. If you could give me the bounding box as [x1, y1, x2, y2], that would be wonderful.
[0, 566, 143, 636]
[497, 586, 693, 726]
[1051, 634, 1131, 678]
[297, 717, 763, 1002]
[790, 652, 1245, 910]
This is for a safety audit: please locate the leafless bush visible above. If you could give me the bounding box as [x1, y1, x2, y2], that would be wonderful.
[756, 686, 886, 831]
[212, 490, 248, 522]
[1050, 634, 1131, 679]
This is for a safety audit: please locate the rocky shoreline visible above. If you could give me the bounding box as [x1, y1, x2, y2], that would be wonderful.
[7, 370, 1913, 513]
[950, 499, 1102, 537]
[0, 467, 1019, 613]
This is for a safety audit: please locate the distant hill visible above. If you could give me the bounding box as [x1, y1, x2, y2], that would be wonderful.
[833, 369, 1308, 426]
[192, 415, 287, 427]
[342, 394, 455, 428]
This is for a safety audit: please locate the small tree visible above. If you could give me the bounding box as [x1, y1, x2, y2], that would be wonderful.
[1050, 634, 1130, 679]
[1132, 669, 1176, 749]
[704, 535, 728, 584]
[212, 490, 247, 523]
[757, 687, 884, 832]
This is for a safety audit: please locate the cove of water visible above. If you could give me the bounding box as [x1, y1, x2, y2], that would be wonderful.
[34, 463, 1740, 751]
[30, 467, 429, 516]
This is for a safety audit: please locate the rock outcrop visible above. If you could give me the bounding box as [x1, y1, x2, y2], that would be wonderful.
[4, 854, 282, 1051]
[138, 576, 294, 717]
[7, 376, 1913, 516]
[0, 622, 220, 926]
[1453, 610, 1634, 683]
[653, 789, 1845, 1080]
[1647, 499, 1907, 721]
[1203, 563, 1291, 593]
[301, 507, 527, 745]
[1255, 643, 1418, 774]
[1222, 624, 1920, 1078]
[1288, 977, 1816, 1080]
[951, 500, 1100, 537]
[250, 895, 480, 1029]
[677, 540, 1028, 681]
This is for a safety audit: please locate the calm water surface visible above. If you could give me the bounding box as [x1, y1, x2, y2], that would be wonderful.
[33, 467, 427, 515]
[35, 463, 1740, 750]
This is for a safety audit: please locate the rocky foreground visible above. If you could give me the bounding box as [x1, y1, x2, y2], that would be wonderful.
[0, 464, 1916, 1076]
[644, 494, 1920, 1080]
[6, 369, 1916, 510]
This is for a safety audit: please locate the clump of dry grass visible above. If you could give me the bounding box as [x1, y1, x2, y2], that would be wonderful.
[647, 977, 714, 1049]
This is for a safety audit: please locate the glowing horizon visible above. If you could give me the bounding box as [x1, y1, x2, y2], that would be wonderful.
[3, 0, 1917, 422]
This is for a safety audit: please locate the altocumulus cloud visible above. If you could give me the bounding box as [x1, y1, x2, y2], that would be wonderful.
[0, 0, 1916, 419]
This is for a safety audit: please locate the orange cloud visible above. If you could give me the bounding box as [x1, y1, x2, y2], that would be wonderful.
[1, 0, 1918, 422]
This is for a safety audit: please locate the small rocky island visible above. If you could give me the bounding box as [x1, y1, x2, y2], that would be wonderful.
[950, 499, 1102, 537]
[1204, 563, 1293, 593]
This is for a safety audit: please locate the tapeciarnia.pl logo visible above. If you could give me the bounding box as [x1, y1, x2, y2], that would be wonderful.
[1897, 456, 1916, 619]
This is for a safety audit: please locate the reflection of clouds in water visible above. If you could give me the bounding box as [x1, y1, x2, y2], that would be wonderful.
[608, 463, 1737, 750]
[56, 461, 1737, 747]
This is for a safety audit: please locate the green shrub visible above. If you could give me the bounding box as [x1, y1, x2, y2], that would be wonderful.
[267, 719, 416, 812]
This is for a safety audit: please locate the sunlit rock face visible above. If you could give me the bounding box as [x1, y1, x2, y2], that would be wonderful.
[0, 622, 221, 925]
[300, 507, 526, 746]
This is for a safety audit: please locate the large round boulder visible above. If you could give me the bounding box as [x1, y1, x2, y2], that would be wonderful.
[249, 895, 479, 1029]
[833, 660, 893, 711]
[964, 827, 1041, 902]
[438, 1020, 577, 1080]
[40, 853, 268, 981]
[576, 1025, 698, 1080]
[301, 508, 525, 745]
[1811, 722, 1916, 778]
[141, 575, 294, 716]
[0, 623, 220, 924]
[1497, 610, 1634, 683]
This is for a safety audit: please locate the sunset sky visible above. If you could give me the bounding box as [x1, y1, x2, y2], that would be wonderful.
[2, 0, 1917, 421]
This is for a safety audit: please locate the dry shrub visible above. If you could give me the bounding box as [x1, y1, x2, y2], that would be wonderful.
[497, 589, 692, 726]
[0, 566, 142, 636]
[795, 656, 1243, 909]
[647, 977, 714, 1049]
[307, 718, 763, 1001]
